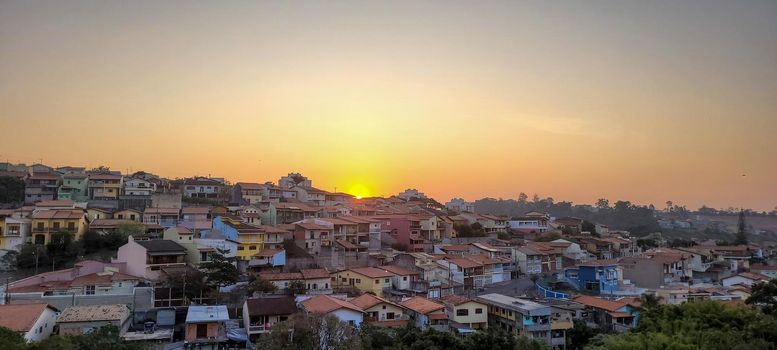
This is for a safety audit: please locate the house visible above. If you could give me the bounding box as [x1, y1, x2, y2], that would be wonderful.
[178, 177, 224, 200]
[513, 246, 544, 275]
[0, 210, 31, 252]
[0, 304, 58, 342]
[249, 248, 286, 270]
[58, 173, 88, 201]
[573, 295, 640, 332]
[475, 293, 552, 345]
[508, 212, 550, 233]
[114, 237, 187, 280]
[563, 260, 620, 295]
[722, 272, 770, 287]
[123, 177, 157, 196]
[300, 295, 364, 326]
[378, 265, 420, 291]
[87, 174, 123, 200]
[30, 209, 88, 244]
[259, 269, 332, 295]
[440, 295, 488, 333]
[292, 221, 333, 255]
[278, 172, 312, 188]
[445, 198, 475, 213]
[57, 304, 131, 336]
[233, 182, 264, 204]
[143, 207, 180, 228]
[400, 296, 448, 331]
[331, 267, 394, 297]
[243, 296, 298, 337]
[349, 293, 409, 328]
[86, 207, 113, 220]
[293, 186, 329, 205]
[179, 206, 213, 233]
[24, 173, 61, 204]
[212, 216, 265, 269]
[114, 208, 142, 222]
[185, 305, 229, 349]
[554, 217, 584, 234]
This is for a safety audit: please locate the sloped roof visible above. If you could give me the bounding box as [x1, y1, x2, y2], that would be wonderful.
[400, 296, 445, 314]
[349, 293, 400, 310]
[301, 295, 363, 314]
[0, 304, 56, 332]
[573, 295, 640, 312]
[136, 239, 187, 253]
[245, 296, 298, 316]
[348, 267, 394, 278]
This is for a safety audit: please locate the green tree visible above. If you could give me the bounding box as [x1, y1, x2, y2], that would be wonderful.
[256, 313, 361, 350]
[199, 248, 239, 293]
[462, 327, 516, 350]
[566, 319, 600, 350]
[746, 280, 777, 316]
[0, 176, 25, 203]
[248, 276, 278, 295]
[288, 280, 306, 295]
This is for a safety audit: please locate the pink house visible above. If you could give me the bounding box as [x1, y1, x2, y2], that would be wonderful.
[6, 260, 127, 291]
[114, 236, 187, 280]
[375, 216, 430, 252]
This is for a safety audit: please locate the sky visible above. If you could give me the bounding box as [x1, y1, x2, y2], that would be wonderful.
[0, 1, 775, 211]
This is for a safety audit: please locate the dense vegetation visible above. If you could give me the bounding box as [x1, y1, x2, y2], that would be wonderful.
[257, 314, 551, 350]
[0, 325, 145, 350]
[0, 176, 24, 204]
[474, 196, 660, 236]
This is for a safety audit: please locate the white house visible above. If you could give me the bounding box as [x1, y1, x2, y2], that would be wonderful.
[0, 303, 58, 342]
[300, 295, 364, 326]
[722, 272, 769, 287]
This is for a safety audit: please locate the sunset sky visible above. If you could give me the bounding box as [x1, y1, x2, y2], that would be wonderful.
[1, 1, 775, 210]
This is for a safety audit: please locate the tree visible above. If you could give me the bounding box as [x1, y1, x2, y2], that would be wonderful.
[199, 248, 239, 293]
[518, 192, 528, 205]
[746, 280, 777, 316]
[462, 327, 516, 350]
[0, 176, 24, 203]
[565, 319, 600, 350]
[588, 300, 777, 350]
[248, 276, 278, 295]
[256, 313, 361, 350]
[636, 293, 663, 312]
[734, 210, 748, 245]
[288, 280, 306, 295]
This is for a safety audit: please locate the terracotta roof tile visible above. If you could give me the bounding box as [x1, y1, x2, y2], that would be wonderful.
[400, 296, 445, 314]
[0, 304, 55, 332]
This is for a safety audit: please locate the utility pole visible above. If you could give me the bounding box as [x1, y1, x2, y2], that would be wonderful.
[4, 277, 11, 304]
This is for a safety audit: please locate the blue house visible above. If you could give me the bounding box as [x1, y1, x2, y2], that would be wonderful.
[563, 260, 620, 295]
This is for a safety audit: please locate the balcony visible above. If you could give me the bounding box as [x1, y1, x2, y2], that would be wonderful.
[248, 324, 271, 334]
[148, 262, 186, 271]
[523, 323, 551, 332]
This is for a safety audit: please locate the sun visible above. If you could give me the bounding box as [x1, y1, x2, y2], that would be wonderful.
[346, 183, 371, 199]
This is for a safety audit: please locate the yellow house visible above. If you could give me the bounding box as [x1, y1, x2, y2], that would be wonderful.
[114, 209, 142, 222]
[332, 267, 393, 297]
[350, 293, 409, 328]
[440, 295, 488, 330]
[214, 216, 264, 262]
[31, 209, 88, 244]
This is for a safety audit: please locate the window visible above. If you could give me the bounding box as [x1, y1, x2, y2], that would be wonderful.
[457, 309, 469, 316]
[475, 308, 483, 314]
[249, 246, 257, 250]
[53, 222, 60, 230]
[385, 278, 390, 283]
[403, 276, 408, 281]
[355, 279, 361, 283]
[85, 285, 96, 295]
[37, 222, 44, 231]
[237, 246, 245, 251]
[375, 280, 380, 284]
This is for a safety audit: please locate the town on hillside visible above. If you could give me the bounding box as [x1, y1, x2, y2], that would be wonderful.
[0, 164, 775, 349]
